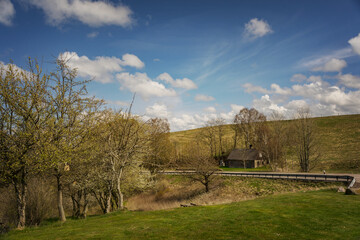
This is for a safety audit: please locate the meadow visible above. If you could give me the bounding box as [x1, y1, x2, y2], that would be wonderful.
[3, 190, 359, 240]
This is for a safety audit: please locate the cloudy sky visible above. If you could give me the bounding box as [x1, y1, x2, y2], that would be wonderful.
[1, 0, 360, 131]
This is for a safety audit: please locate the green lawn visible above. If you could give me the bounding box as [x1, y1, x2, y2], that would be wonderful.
[3, 190, 360, 240]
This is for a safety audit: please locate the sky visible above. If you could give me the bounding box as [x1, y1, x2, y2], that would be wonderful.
[1, 0, 360, 131]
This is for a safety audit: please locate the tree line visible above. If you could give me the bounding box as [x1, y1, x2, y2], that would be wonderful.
[0, 58, 174, 229]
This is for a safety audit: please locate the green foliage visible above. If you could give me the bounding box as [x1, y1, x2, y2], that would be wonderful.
[3, 190, 360, 239]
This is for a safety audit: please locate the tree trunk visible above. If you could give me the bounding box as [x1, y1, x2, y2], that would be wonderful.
[105, 184, 112, 213]
[14, 171, 27, 229]
[116, 168, 124, 210]
[82, 189, 89, 218]
[56, 174, 66, 222]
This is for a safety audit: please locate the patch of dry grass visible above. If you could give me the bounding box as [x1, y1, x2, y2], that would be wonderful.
[126, 175, 344, 211]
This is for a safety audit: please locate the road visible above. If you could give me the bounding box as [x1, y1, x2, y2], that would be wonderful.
[161, 170, 359, 188]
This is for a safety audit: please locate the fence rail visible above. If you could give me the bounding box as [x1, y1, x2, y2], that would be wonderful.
[161, 171, 354, 184]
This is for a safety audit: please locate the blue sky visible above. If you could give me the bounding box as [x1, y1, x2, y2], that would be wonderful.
[1, 0, 360, 131]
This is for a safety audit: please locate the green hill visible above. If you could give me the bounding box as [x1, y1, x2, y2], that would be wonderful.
[3, 190, 360, 240]
[170, 114, 360, 172]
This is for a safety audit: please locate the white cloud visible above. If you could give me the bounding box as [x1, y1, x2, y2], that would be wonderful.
[204, 106, 216, 113]
[0, 0, 15, 26]
[122, 54, 145, 69]
[244, 18, 273, 39]
[170, 113, 217, 131]
[145, 103, 169, 118]
[299, 48, 353, 70]
[27, 0, 133, 27]
[230, 104, 244, 113]
[338, 74, 360, 89]
[290, 74, 307, 82]
[194, 94, 215, 102]
[153, 58, 160, 62]
[116, 72, 176, 100]
[59, 52, 144, 83]
[349, 33, 360, 55]
[312, 58, 347, 72]
[253, 95, 287, 116]
[157, 72, 197, 90]
[270, 84, 292, 95]
[87, 31, 98, 38]
[243, 83, 269, 94]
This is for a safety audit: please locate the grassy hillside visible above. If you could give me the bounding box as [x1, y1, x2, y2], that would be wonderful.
[170, 114, 360, 172]
[3, 190, 360, 240]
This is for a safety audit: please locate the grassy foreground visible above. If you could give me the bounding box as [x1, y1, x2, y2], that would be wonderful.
[3, 190, 360, 240]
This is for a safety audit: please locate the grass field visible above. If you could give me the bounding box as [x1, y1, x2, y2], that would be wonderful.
[3, 190, 360, 240]
[170, 114, 360, 172]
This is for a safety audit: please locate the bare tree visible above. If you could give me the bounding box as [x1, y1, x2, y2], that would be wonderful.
[233, 108, 266, 149]
[180, 145, 219, 192]
[292, 108, 320, 172]
[258, 111, 288, 171]
[200, 120, 217, 157]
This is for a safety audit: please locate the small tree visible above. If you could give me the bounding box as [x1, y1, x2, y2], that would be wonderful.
[179, 144, 219, 193]
[292, 108, 320, 172]
[144, 118, 173, 174]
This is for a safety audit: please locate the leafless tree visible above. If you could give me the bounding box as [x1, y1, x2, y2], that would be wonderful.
[258, 111, 288, 171]
[233, 108, 267, 149]
[292, 108, 320, 172]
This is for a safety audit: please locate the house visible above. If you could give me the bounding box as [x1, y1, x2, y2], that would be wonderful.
[225, 148, 263, 168]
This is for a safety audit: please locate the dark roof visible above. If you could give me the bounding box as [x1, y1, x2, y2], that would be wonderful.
[227, 149, 261, 161]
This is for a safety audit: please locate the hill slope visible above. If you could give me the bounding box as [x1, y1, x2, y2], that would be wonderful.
[170, 114, 360, 172]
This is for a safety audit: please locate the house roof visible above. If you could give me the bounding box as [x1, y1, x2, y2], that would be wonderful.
[227, 149, 262, 161]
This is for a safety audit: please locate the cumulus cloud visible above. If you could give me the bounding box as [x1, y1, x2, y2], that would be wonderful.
[59, 52, 144, 83]
[0, 0, 15, 26]
[145, 103, 169, 118]
[349, 33, 360, 55]
[230, 104, 244, 113]
[338, 74, 360, 89]
[312, 58, 347, 72]
[253, 95, 287, 116]
[170, 113, 217, 131]
[290, 74, 307, 82]
[244, 18, 273, 39]
[204, 106, 216, 113]
[105, 100, 129, 107]
[121, 54, 145, 69]
[270, 84, 291, 95]
[116, 72, 176, 100]
[243, 83, 269, 94]
[157, 72, 197, 90]
[194, 94, 215, 102]
[27, 0, 133, 27]
[248, 75, 360, 118]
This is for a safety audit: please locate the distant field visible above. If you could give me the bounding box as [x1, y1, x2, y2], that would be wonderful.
[4, 190, 360, 240]
[170, 114, 360, 173]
